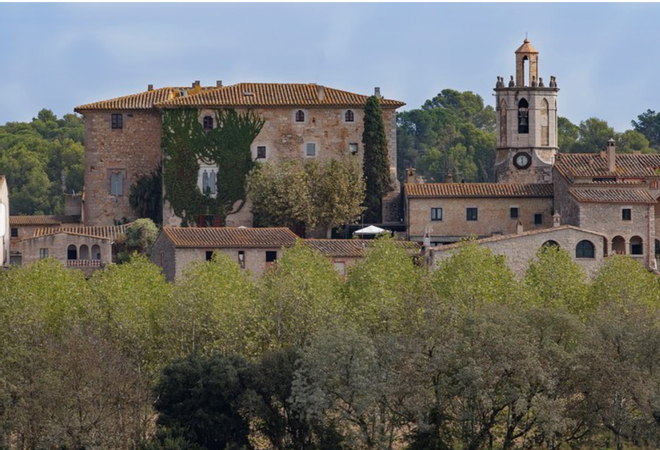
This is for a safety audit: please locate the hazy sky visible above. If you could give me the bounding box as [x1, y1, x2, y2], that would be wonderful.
[0, 3, 659, 131]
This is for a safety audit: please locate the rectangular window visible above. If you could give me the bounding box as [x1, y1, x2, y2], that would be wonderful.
[109, 170, 125, 196]
[622, 208, 632, 221]
[431, 207, 443, 221]
[534, 213, 543, 225]
[257, 146, 266, 159]
[305, 143, 316, 157]
[349, 143, 358, 155]
[238, 251, 246, 269]
[466, 207, 478, 221]
[10, 227, 18, 238]
[510, 207, 519, 219]
[266, 251, 277, 263]
[203, 116, 214, 130]
[206, 251, 214, 261]
[111, 113, 123, 129]
[39, 248, 48, 259]
[651, 180, 659, 189]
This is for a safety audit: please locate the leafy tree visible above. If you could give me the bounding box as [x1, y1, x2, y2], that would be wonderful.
[524, 245, 590, 315]
[558, 116, 579, 153]
[616, 129, 653, 154]
[130, 166, 163, 224]
[589, 255, 660, 312]
[154, 354, 253, 450]
[169, 252, 258, 357]
[0, 109, 84, 214]
[429, 240, 518, 313]
[632, 109, 660, 150]
[344, 236, 424, 335]
[247, 159, 364, 237]
[256, 241, 346, 350]
[362, 95, 392, 223]
[124, 218, 160, 254]
[572, 118, 616, 154]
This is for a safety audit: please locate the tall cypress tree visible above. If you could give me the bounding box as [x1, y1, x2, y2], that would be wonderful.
[362, 95, 392, 223]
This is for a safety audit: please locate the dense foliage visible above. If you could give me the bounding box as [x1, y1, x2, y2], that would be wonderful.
[0, 109, 84, 214]
[362, 96, 392, 222]
[398, 90, 659, 185]
[1, 242, 660, 449]
[247, 159, 365, 237]
[161, 109, 264, 226]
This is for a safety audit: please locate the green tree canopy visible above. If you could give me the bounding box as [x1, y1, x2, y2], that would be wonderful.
[362, 95, 392, 222]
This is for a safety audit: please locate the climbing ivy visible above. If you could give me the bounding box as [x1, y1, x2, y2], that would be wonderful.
[162, 109, 264, 226]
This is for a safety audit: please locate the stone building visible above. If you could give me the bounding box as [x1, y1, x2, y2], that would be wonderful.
[408, 38, 660, 274]
[150, 226, 299, 281]
[75, 82, 404, 228]
[0, 176, 9, 267]
[431, 225, 607, 278]
[494, 38, 558, 184]
[305, 239, 421, 275]
[19, 224, 128, 276]
[404, 181, 553, 245]
[553, 139, 660, 268]
[9, 215, 82, 265]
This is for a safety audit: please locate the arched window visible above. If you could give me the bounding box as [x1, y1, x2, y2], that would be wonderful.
[576, 240, 595, 259]
[541, 98, 549, 146]
[499, 99, 507, 147]
[202, 170, 210, 194]
[295, 110, 305, 122]
[79, 245, 89, 260]
[209, 170, 217, 195]
[542, 240, 560, 249]
[655, 239, 660, 258]
[92, 245, 101, 261]
[345, 110, 355, 122]
[518, 99, 529, 134]
[67, 245, 78, 260]
[630, 236, 644, 255]
[203, 116, 214, 130]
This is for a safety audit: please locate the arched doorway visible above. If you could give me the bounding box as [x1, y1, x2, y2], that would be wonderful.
[79, 245, 89, 260]
[630, 236, 644, 256]
[91, 245, 101, 261]
[67, 245, 78, 260]
[612, 236, 626, 255]
[542, 240, 560, 249]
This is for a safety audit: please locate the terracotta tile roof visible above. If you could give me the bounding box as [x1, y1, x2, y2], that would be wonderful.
[163, 227, 299, 248]
[515, 38, 539, 54]
[74, 86, 213, 112]
[32, 224, 130, 240]
[305, 239, 421, 258]
[10, 215, 81, 226]
[404, 183, 553, 198]
[569, 188, 656, 204]
[158, 83, 405, 109]
[432, 225, 606, 252]
[554, 153, 660, 179]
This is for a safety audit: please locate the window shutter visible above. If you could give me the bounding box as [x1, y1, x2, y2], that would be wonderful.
[117, 172, 124, 196]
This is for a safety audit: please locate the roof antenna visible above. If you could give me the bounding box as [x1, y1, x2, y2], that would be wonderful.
[526, 31, 528, 39]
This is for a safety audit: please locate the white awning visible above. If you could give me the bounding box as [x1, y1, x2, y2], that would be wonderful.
[354, 225, 387, 235]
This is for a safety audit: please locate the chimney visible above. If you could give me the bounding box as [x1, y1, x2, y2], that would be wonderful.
[147, 84, 153, 91]
[600, 147, 606, 158]
[374, 87, 381, 99]
[193, 80, 200, 88]
[553, 212, 561, 228]
[317, 85, 325, 101]
[216, 80, 223, 87]
[607, 138, 616, 173]
[516, 220, 524, 235]
[446, 172, 454, 183]
[406, 167, 417, 184]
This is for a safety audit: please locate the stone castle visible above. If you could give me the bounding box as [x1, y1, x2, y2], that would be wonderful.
[8, 37, 660, 279]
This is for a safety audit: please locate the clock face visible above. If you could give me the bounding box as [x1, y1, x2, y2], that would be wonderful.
[513, 152, 531, 169]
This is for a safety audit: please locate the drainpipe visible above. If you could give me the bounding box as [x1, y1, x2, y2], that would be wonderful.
[649, 203, 656, 270]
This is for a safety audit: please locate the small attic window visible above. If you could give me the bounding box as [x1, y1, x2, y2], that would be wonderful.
[178, 90, 188, 97]
[243, 91, 254, 97]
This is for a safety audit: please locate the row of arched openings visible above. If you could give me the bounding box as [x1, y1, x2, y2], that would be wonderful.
[67, 244, 101, 261]
[542, 239, 595, 259]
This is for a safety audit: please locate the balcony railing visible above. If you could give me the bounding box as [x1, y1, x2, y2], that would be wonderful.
[67, 259, 103, 268]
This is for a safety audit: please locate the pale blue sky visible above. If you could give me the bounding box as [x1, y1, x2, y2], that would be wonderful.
[0, 3, 659, 131]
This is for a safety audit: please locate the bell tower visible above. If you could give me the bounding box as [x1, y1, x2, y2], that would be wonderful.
[494, 38, 558, 184]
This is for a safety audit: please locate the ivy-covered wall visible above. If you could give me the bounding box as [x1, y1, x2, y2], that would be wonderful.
[161, 109, 264, 226]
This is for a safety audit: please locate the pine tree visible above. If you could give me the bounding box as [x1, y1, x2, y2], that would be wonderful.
[362, 95, 392, 223]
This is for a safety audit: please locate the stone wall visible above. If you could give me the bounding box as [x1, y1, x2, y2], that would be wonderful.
[431, 227, 606, 279]
[82, 110, 163, 226]
[406, 196, 553, 243]
[22, 233, 112, 276]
